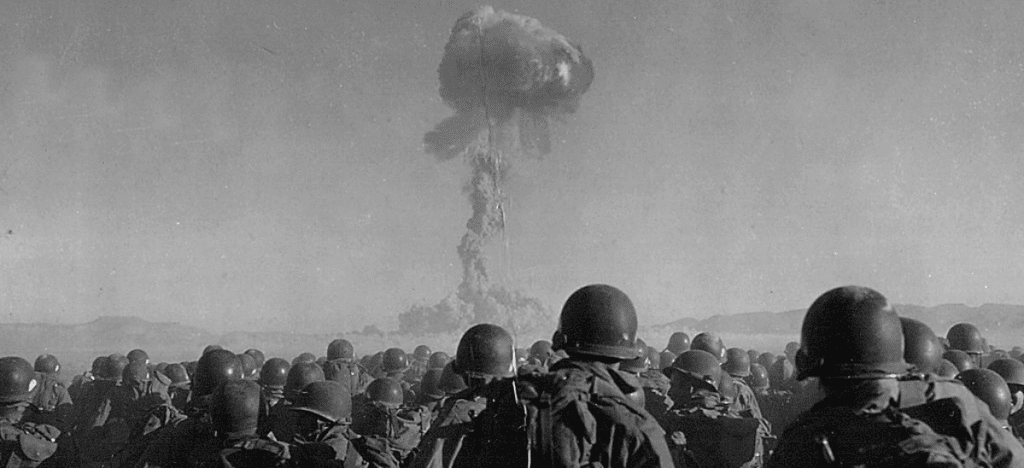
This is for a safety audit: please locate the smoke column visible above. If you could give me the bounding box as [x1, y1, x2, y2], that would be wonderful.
[400, 7, 593, 335]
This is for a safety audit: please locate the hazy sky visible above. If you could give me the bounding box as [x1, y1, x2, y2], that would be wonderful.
[1, 0, 1022, 333]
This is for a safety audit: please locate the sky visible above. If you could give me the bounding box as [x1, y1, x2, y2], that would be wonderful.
[0, 0, 1022, 334]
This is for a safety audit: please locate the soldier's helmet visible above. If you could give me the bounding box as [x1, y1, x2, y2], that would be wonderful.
[795, 286, 910, 380]
[103, 354, 130, 382]
[122, 359, 151, 386]
[620, 339, 650, 373]
[91, 356, 107, 375]
[454, 324, 514, 378]
[647, 347, 661, 370]
[427, 352, 450, 370]
[784, 341, 801, 361]
[437, 362, 468, 395]
[666, 332, 691, 354]
[0, 357, 37, 404]
[552, 284, 638, 361]
[943, 349, 975, 373]
[937, 359, 960, 378]
[127, 349, 149, 364]
[665, 350, 722, 390]
[723, 347, 751, 377]
[1010, 346, 1024, 360]
[164, 363, 190, 384]
[757, 352, 777, 370]
[381, 348, 409, 373]
[285, 362, 325, 401]
[327, 339, 355, 361]
[419, 369, 445, 400]
[202, 345, 223, 356]
[194, 349, 243, 397]
[33, 355, 60, 375]
[747, 363, 770, 390]
[691, 333, 725, 362]
[529, 340, 554, 363]
[258, 358, 291, 388]
[947, 323, 985, 355]
[658, 350, 676, 371]
[900, 317, 944, 374]
[413, 345, 432, 362]
[366, 378, 404, 408]
[988, 358, 1024, 388]
[769, 358, 796, 389]
[211, 380, 261, 434]
[290, 380, 352, 422]
[243, 349, 266, 369]
[237, 353, 257, 379]
[958, 368, 1012, 422]
[747, 349, 760, 366]
[292, 352, 317, 366]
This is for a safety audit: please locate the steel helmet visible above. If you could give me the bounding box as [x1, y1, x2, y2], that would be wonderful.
[33, 355, 60, 375]
[103, 354, 130, 382]
[943, 350, 975, 373]
[937, 359, 959, 378]
[620, 339, 650, 373]
[454, 324, 514, 378]
[437, 362, 468, 395]
[413, 345, 432, 362]
[665, 350, 722, 389]
[1011, 347, 1024, 360]
[211, 380, 261, 434]
[366, 378, 404, 408]
[529, 340, 554, 362]
[292, 353, 317, 366]
[427, 352, 450, 370]
[290, 380, 352, 422]
[947, 323, 985, 354]
[237, 353, 258, 379]
[757, 352, 777, 370]
[647, 346, 662, 370]
[796, 286, 909, 380]
[423, 368, 446, 399]
[784, 341, 801, 362]
[127, 349, 149, 364]
[243, 349, 266, 369]
[258, 358, 291, 388]
[122, 359, 151, 386]
[553, 284, 638, 360]
[658, 350, 676, 371]
[666, 332, 691, 354]
[723, 347, 751, 377]
[382, 348, 409, 373]
[164, 363, 190, 384]
[285, 362, 325, 400]
[194, 349, 243, 397]
[691, 333, 725, 362]
[202, 345, 223, 356]
[0, 357, 36, 404]
[957, 368, 1012, 422]
[747, 363, 770, 390]
[988, 358, 1024, 387]
[900, 317, 943, 374]
[327, 339, 355, 361]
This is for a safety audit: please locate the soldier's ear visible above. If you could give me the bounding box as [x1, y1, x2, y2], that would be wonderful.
[1012, 390, 1024, 414]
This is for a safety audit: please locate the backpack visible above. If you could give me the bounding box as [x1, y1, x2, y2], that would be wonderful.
[218, 436, 291, 468]
[461, 368, 651, 468]
[776, 398, 976, 467]
[0, 421, 59, 468]
[350, 404, 427, 468]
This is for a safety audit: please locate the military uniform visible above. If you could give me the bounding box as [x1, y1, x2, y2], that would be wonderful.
[0, 418, 59, 468]
[407, 389, 487, 468]
[25, 372, 73, 431]
[324, 358, 373, 398]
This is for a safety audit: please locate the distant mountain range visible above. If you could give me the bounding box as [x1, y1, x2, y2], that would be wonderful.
[6, 303, 1024, 376]
[649, 303, 1024, 341]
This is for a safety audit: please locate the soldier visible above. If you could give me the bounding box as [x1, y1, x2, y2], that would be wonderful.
[771, 285, 1024, 467]
[414, 369, 445, 420]
[782, 341, 800, 365]
[293, 353, 318, 366]
[324, 339, 372, 399]
[288, 380, 366, 467]
[263, 361, 325, 442]
[408, 345, 432, 382]
[258, 358, 291, 409]
[990, 358, 1024, 439]
[68, 356, 105, 403]
[948, 323, 987, 369]
[426, 352, 449, 371]
[958, 369, 1013, 431]
[237, 353, 258, 380]
[663, 350, 766, 467]
[26, 354, 72, 432]
[621, 340, 672, 425]
[135, 349, 243, 467]
[408, 324, 513, 468]
[658, 350, 676, 371]
[351, 378, 426, 468]
[72, 353, 127, 430]
[128, 349, 150, 365]
[901, 317, 944, 374]
[666, 332, 691, 354]
[457, 284, 674, 467]
[0, 357, 60, 467]
[178, 379, 291, 467]
[945, 349, 976, 373]
[691, 332, 726, 362]
[163, 363, 190, 411]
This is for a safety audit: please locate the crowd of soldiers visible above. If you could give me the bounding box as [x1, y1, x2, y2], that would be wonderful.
[1, 283, 1023, 466]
